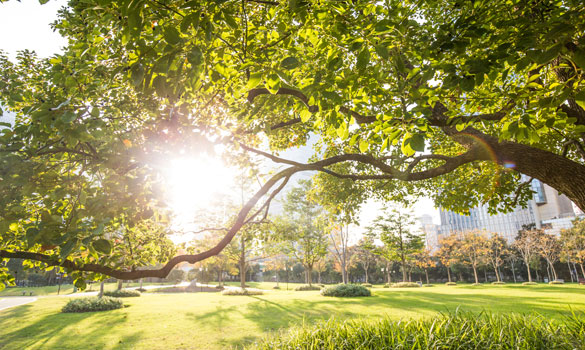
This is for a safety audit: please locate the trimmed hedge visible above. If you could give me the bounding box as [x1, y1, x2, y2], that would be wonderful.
[391, 282, 420, 288]
[445, 282, 457, 286]
[321, 284, 371, 297]
[523, 281, 538, 285]
[222, 288, 264, 296]
[252, 312, 585, 349]
[294, 285, 321, 291]
[103, 289, 141, 297]
[491, 281, 506, 285]
[62, 297, 124, 313]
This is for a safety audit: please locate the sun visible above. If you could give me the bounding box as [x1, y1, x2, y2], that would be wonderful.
[163, 155, 236, 235]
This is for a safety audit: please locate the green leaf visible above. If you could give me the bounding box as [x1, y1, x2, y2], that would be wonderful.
[25, 228, 40, 245]
[356, 48, 370, 70]
[409, 134, 425, 152]
[460, 76, 475, 92]
[92, 239, 112, 255]
[359, 140, 369, 153]
[247, 72, 262, 89]
[223, 12, 238, 29]
[575, 91, 585, 110]
[60, 239, 77, 258]
[163, 27, 181, 45]
[9, 223, 19, 231]
[130, 63, 144, 86]
[61, 111, 77, 123]
[375, 45, 389, 59]
[280, 56, 300, 70]
[573, 49, 585, 70]
[187, 46, 204, 66]
[300, 110, 312, 123]
[401, 134, 416, 156]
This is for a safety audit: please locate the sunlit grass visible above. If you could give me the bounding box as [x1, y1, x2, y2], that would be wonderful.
[0, 284, 584, 349]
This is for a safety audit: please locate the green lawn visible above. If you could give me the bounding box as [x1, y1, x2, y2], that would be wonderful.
[1, 284, 584, 350]
[0, 282, 168, 296]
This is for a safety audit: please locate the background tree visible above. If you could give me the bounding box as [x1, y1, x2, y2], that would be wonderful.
[367, 207, 423, 282]
[278, 180, 328, 286]
[354, 237, 377, 284]
[561, 218, 585, 279]
[436, 234, 462, 283]
[485, 234, 508, 283]
[413, 248, 436, 285]
[328, 222, 353, 284]
[537, 234, 561, 281]
[514, 229, 542, 283]
[459, 230, 489, 284]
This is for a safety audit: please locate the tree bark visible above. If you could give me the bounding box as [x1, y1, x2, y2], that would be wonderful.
[472, 265, 479, 284]
[511, 262, 517, 283]
[239, 236, 246, 288]
[117, 279, 123, 291]
[98, 281, 104, 298]
[526, 261, 533, 282]
[447, 266, 452, 283]
[425, 269, 429, 285]
[580, 263, 585, 279]
[365, 267, 369, 284]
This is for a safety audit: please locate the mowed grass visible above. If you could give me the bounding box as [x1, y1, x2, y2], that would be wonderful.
[1, 284, 584, 350]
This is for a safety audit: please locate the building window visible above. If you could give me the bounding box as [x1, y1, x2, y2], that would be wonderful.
[531, 180, 547, 204]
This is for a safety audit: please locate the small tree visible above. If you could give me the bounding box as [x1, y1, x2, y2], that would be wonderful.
[561, 218, 585, 279]
[367, 207, 424, 282]
[413, 248, 436, 285]
[537, 234, 561, 281]
[328, 222, 353, 284]
[436, 234, 462, 283]
[514, 229, 542, 283]
[459, 230, 489, 284]
[354, 237, 377, 284]
[485, 234, 508, 283]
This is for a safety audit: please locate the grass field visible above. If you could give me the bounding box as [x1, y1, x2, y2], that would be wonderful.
[0, 282, 168, 296]
[1, 283, 584, 350]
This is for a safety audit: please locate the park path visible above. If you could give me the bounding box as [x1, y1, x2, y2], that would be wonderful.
[0, 297, 37, 312]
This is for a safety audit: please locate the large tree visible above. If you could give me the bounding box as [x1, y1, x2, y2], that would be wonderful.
[2, 0, 585, 285]
[561, 218, 585, 279]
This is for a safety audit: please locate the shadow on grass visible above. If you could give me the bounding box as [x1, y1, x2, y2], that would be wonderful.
[0, 302, 142, 350]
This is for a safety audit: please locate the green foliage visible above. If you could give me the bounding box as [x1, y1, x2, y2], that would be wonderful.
[446, 282, 457, 286]
[492, 281, 506, 285]
[221, 288, 263, 296]
[294, 285, 320, 291]
[523, 282, 538, 286]
[252, 312, 585, 350]
[61, 297, 124, 313]
[103, 289, 141, 297]
[321, 284, 371, 297]
[361, 283, 373, 288]
[549, 281, 565, 285]
[391, 282, 420, 288]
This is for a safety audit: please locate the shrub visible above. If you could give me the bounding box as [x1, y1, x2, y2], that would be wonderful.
[361, 283, 373, 288]
[294, 285, 321, 291]
[273, 286, 280, 289]
[215, 285, 225, 290]
[383, 284, 390, 288]
[471, 283, 482, 286]
[445, 282, 457, 286]
[252, 312, 585, 349]
[549, 280, 564, 285]
[136, 288, 147, 292]
[221, 288, 263, 296]
[491, 281, 506, 285]
[321, 284, 371, 297]
[422, 284, 434, 287]
[62, 297, 124, 313]
[522, 282, 538, 285]
[103, 289, 141, 298]
[391, 282, 420, 288]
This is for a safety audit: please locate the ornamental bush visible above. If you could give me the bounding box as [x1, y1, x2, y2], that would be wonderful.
[103, 289, 141, 297]
[62, 297, 124, 313]
[321, 284, 371, 297]
[221, 288, 263, 296]
[491, 281, 506, 285]
[445, 282, 457, 286]
[522, 282, 538, 285]
[391, 282, 420, 288]
[253, 312, 585, 349]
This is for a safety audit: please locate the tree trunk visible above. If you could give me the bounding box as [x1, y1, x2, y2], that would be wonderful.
[447, 266, 452, 283]
[401, 259, 407, 282]
[526, 261, 533, 282]
[580, 263, 585, 279]
[306, 267, 313, 286]
[568, 261, 575, 282]
[318, 270, 321, 284]
[549, 261, 558, 281]
[493, 264, 501, 282]
[139, 278, 143, 289]
[365, 267, 369, 284]
[99, 281, 104, 298]
[425, 269, 429, 285]
[472, 265, 479, 284]
[240, 237, 246, 288]
[511, 262, 517, 283]
[117, 279, 123, 291]
[484, 268, 488, 282]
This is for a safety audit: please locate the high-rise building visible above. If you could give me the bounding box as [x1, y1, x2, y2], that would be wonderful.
[418, 214, 441, 252]
[439, 180, 579, 242]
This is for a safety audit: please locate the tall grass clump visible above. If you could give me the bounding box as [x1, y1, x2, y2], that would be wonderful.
[252, 312, 585, 349]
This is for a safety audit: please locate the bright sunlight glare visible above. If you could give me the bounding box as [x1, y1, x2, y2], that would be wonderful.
[164, 155, 236, 242]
